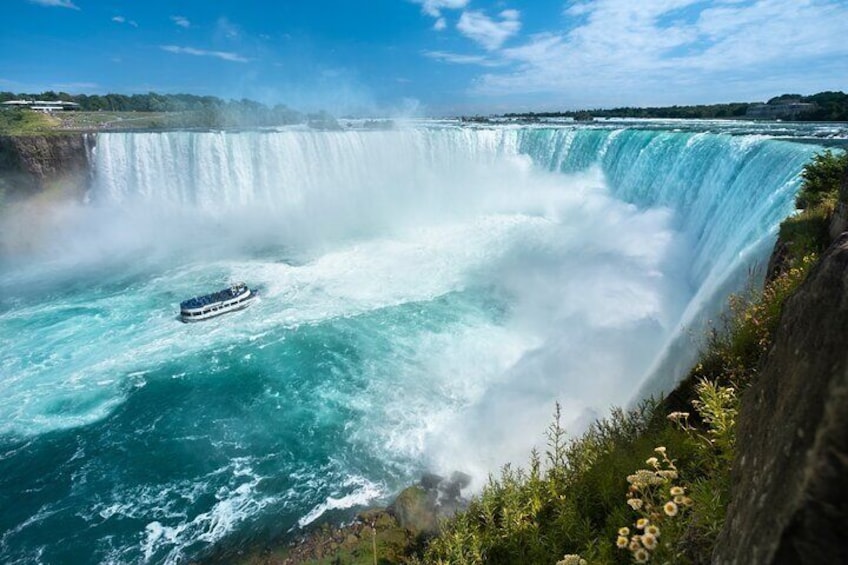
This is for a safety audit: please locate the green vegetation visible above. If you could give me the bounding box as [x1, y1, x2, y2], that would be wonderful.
[791, 91, 848, 121]
[779, 150, 848, 259]
[0, 90, 304, 123]
[0, 91, 308, 131]
[494, 90, 848, 122]
[0, 108, 59, 134]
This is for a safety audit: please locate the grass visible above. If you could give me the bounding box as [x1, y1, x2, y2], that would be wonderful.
[0, 109, 60, 135]
[0, 109, 218, 134]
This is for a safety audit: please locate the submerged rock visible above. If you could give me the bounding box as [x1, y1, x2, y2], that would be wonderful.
[714, 233, 848, 564]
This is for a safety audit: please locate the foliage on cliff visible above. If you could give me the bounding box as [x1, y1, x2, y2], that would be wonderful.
[780, 149, 848, 259]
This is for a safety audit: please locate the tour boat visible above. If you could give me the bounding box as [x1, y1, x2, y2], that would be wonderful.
[180, 282, 256, 322]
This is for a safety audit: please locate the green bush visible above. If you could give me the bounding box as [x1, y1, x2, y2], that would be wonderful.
[795, 149, 847, 210]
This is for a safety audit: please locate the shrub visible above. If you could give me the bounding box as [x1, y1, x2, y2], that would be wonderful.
[795, 149, 847, 210]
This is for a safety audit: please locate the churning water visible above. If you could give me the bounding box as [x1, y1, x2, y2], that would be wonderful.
[0, 122, 827, 563]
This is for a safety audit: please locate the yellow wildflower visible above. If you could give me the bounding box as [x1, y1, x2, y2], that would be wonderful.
[641, 532, 658, 550]
[616, 536, 628, 548]
[618, 527, 630, 536]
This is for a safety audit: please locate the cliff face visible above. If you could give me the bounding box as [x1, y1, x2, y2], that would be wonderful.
[0, 134, 92, 201]
[829, 166, 848, 240]
[714, 232, 848, 564]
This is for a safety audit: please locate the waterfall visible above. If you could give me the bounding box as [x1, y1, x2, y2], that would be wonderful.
[91, 126, 816, 395]
[0, 124, 821, 565]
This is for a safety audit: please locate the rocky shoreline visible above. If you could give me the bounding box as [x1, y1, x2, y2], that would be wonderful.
[201, 472, 471, 565]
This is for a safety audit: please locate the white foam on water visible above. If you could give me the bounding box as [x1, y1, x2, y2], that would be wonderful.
[297, 475, 384, 528]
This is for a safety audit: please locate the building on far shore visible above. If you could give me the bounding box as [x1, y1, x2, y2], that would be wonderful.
[746, 101, 816, 120]
[1, 100, 80, 113]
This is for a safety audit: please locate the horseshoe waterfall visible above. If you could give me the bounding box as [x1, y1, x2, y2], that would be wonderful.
[0, 123, 824, 564]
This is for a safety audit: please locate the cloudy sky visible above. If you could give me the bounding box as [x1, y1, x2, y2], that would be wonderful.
[2, 0, 847, 115]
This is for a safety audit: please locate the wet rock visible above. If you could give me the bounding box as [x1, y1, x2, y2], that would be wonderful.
[389, 485, 436, 534]
[0, 134, 91, 200]
[387, 472, 471, 535]
[714, 233, 848, 564]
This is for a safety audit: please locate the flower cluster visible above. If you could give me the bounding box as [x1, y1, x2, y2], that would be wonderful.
[556, 555, 586, 565]
[617, 447, 692, 562]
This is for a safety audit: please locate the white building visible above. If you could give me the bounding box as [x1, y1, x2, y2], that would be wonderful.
[1, 100, 80, 112]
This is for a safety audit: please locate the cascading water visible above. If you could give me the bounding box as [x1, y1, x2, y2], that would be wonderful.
[0, 123, 823, 564]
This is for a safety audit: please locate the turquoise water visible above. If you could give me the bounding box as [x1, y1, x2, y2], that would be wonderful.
[0, 124, 823, 563]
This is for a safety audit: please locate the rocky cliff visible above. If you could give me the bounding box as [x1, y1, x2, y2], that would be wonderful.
[0, 134, 92, 202]
[714, 231, 848, 564]
[829, 166, 848, 240]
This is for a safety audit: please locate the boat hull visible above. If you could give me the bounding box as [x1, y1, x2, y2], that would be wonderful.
[180, 288, 256, 322]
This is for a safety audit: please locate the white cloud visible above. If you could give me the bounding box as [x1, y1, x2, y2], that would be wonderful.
[28, 0, 78, 9]
[457, 9, 521, 51]
[171, 15, 191, 29]
[434, 17, 447, 31]
[411, 0, 469, 18]
[112, 15, 138, 27]
[467, 0, 848, 106]
[424, 50, 504, 67]
[161, 45, 250, 63]
[216, 17, 241, 40]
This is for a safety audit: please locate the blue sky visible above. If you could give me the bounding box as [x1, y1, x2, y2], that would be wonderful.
[2, 0, 847, 115]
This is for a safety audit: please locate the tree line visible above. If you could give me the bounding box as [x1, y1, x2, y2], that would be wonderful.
[0, 91, 309, 127]
[500, 91, 848, 122]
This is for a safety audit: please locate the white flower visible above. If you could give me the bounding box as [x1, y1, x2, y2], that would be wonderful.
[663, 501, 679, 517]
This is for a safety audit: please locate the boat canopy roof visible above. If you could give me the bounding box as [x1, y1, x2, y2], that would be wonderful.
[180, 283, 248, 310]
